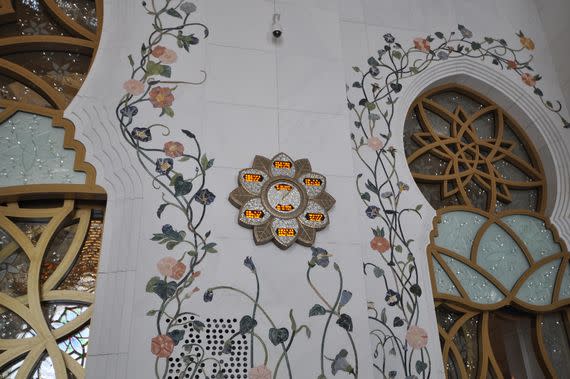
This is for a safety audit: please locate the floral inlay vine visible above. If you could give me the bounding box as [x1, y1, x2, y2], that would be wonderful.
[347, 25, 567, 378]
[117, 2, 359, 378]
[116, 1, 221, 377]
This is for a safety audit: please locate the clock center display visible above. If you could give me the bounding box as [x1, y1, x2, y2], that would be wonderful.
[266, 179, 302, 216]
[229, 153, 336, 249]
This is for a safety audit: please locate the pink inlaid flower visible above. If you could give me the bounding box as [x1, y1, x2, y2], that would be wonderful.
[413, 38, 430, 53]
[249, 365, 271, 379]
[367, 136, 384, 151]
[163, 141, 185, 158]
[157, 256, 186, 280]
[151, 45, 166, 58]
[123, 79, 145, 96]
[406, 325, 428, 349]
[159, 48, 178, 64]
[149, 86, 174, 108]
[507, 60, 517, 70]
[370, 236, 390, 253]
[171, 261, 186, 280]
[151, 334, 174, 357]
[521, 73, 536, 87]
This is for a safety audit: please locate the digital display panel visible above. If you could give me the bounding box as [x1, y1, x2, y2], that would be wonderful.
[303, 178, 323, 186]
[275, 204, 294, 212]
[273, 160, 292, 169]
[305, 213, 325, 222]
[243, 173, 264, 182]
[244, 209, 265, 219]
[276, 228, 296, 237]
[274, 183, 293, 191]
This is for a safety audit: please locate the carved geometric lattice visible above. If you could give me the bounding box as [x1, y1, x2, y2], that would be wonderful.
[404, 84, 546, 213]
[405, 84, 570, 379]
[0, 199, 103, 378]
[0, 1, 105, 378]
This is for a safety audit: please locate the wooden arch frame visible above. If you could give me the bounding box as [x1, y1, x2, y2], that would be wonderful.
[404, 84, 570, 378]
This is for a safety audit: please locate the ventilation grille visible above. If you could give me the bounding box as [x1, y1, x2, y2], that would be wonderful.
[167, 316, 249, 379]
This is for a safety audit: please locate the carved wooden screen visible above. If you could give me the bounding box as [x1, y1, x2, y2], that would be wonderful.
[0, 199, 103, 378]
[0, 1, 104, 378]
[405, 84, 570, 378]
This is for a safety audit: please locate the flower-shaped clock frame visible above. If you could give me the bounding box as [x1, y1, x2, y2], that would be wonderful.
[229, 153, 335, 249]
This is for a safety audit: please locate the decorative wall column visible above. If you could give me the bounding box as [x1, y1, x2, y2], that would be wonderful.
[64, 0, 570, 378]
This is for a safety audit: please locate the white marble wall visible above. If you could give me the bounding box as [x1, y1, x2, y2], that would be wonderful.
[534, 0, 570, 110]
[65, 0, 570, 378]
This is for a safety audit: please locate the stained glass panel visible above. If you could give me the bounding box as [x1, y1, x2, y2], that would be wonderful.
[30, 355, 55, 379]
[428, 91, 484, 115]
[42, 303, 88, 330]
[59, 325, 89, 367]
[3, 51, 92, 104]
[435, 306, 462, 332]
[452, 314, 480, 379]
[58, 218, 102, 293]
[0, 112, 86, 186]
[516, 259, 560, 305]
[501, 215, 562, 260]
[0, 0, 68, 38]
[433, 258, 461, 296]
[440, 254, 505, 304]
[0, 360, 23, 379]
[54, 0, 98, 33]
[476, 224, 529, 290]
[540, 313, 570, 378]
[0, 238, 30, 297]
[0, 309, 35, 339]
[0, 0, 99, 108]
[434, 211, 487, 259]
[40, 222, 79, 282]
[559, 265, 570, 300]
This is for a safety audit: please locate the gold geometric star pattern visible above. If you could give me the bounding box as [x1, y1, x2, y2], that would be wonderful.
[405, 85, 545, 213]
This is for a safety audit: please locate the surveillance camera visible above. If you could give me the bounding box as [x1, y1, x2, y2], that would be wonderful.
[272, 26, 282, 38]
[272, 13, 282, 38]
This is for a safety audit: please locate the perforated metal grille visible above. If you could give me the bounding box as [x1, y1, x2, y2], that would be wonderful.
[167, 317, 249, 379]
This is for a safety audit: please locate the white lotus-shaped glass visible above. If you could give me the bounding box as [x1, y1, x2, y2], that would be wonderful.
[429, 207, 570, 310]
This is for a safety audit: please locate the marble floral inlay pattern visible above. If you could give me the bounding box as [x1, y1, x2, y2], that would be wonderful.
[118, 2, 359, 378]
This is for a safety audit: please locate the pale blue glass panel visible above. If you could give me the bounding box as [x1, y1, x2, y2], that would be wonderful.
[434, 211, 488, 259]
[440, 255, 505, 304]
[476, 224, 529, 290]
[558, 264, 570, 300]
[517, 259, 560, 305]
[432, 258, 460, 296]
[0, 112, 85, 186]
[501, 215, 561, 260]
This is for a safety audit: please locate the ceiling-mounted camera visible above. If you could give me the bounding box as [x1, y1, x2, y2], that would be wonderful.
[272, 13, 282, 38]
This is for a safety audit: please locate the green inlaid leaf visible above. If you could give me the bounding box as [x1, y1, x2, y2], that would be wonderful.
[309, 304, 326, 317]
